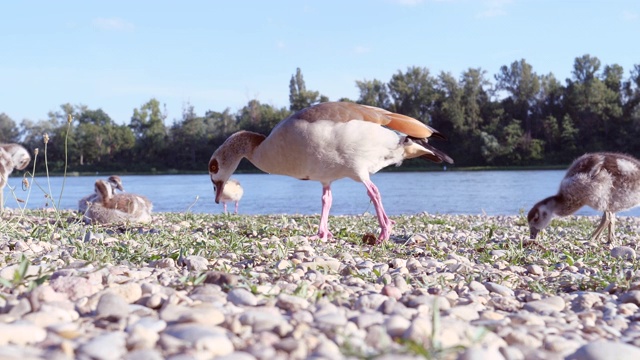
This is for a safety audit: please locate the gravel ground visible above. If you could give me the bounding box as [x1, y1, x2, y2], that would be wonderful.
[2, 209, 640, 359]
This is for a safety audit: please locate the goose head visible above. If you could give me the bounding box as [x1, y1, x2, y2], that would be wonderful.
[208, 131, 263, 203]
[107, 175, 125, 192]
[527, 198, 555, 239]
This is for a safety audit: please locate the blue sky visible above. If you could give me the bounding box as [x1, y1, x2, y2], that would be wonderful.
[1, 0, 638, 125]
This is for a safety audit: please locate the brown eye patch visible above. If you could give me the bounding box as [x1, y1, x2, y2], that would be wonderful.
[209, 159, 219, 174]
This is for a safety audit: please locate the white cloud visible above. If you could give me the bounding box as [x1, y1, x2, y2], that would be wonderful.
[92, 17, 135, 31]
[353, 45, 371, 54]
[387, 0, 426, 6]
[476, 0, 512, 18]
[622, 10, 638, 21]
[276, 40, 286, 49]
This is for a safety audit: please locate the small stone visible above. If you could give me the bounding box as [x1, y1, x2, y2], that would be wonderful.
[619, 291, 640, 306]
[276, 293, 309, 311]
[458, 346, 506, 360]
[163, 324, 233, 355]
[78, 332, 127, 360]
[522, 295, 565, 313]
[204, 271, 238, 288]
[227, 288, 258, 306]
[384, 315, 411, 337]
[381, 285, 402, 299]
[182, 255, 209, 271]
[153, 258, 175, 269]
[96, 292, 129, 320]
[527, 264, 543, 275]
[484, 282, 514, 297]
[109, 282, 143, 303]
[447, 304, 480, 321]
[124, 349, 164, 360]
[239, 309, 285, 332]
[160, 303, 225, 326]
[0, 322, 47, 346]
[567, 340, 640, 360]
[611, 246, 636, 260]
[49, 275, 104, 301]
[403, 315, 432, 343]
[354, 312, 384, 329]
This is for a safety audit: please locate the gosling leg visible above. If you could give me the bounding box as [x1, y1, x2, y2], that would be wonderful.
[589, 212, 609, 242]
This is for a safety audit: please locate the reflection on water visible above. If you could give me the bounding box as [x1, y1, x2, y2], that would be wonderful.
[4, 171, 640, 217]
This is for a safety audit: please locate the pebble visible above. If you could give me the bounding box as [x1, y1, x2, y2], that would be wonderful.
[522, 295, 565, 313]
[96, 292, 130, 320]
[228, 288, 259, 306]
[611, 246, 636, 260]
[619, 291, 640, 306]
[0, 322, 47, 346]
[182, 255, 209, 271]
[484, 282, 515, 297]
[566, 340, 640, 360]
[78, 332, 127, 360]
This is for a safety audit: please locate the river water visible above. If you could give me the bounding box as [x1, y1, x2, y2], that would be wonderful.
[4, 171, 639, 217]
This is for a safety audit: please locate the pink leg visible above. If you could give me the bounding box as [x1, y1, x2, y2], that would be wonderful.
[223, 202, 228, 214]
[363, 180, 394, 243]
[234, 201, 239, 214]
[312, 185, 333, 240]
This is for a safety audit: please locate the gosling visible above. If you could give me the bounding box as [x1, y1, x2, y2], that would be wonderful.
[78, 175, 125, 214]
[84, 179, 153, 224]
[528, 152, 640, 242]
[0, 144, 31, 209]
[219, 178, 244, 214]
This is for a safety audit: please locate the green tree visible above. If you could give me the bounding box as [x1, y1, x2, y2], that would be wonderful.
[129, 98, 168, 167]
[74, 107, 135, 168]
[237, 99, 290, 135]
[355, 79, 390, 108]
[0, 113, 20, 143]
[495, 59, 541, 136]
[289, 68, 327, 111]
[565, 54, 621, 151]
[388, 66, 436, 122]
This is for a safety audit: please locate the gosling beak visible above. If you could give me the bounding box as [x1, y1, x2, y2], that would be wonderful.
[529, 227, 539, 240]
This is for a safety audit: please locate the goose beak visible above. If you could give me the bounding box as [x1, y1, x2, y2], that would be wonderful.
[213, 180, 224, 204]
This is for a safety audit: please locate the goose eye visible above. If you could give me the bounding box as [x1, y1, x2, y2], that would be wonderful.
[209, 159, 219, 174]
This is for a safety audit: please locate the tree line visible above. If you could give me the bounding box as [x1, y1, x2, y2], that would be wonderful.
[1, 54, 639, 174]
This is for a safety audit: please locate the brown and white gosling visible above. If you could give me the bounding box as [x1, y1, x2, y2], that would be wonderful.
[78, 175, 125, 214]
[84, 179, 153, 224]
[219, 178, 243, 214]
[528, 152, 640, 242]
[0, 143, 31, 209]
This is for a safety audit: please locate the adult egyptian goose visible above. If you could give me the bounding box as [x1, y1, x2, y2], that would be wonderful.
[0, 143, 31, 209]
[528, 152, 640, 242]
[208, 102, 453, 243]
[84, 179, 153, 224]
[219, 178, 243, 214]
[78, 175, 125, 214]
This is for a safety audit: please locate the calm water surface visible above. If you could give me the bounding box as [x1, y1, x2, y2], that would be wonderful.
[4, 171, 640, 217]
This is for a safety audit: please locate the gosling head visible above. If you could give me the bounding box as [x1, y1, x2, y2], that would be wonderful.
[107, 175, 125, 192]
[527, 199, 555, 239]
[1, 144, 30, 171]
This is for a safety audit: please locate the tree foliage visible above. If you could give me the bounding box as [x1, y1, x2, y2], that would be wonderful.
[3, 58, 640, 173]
